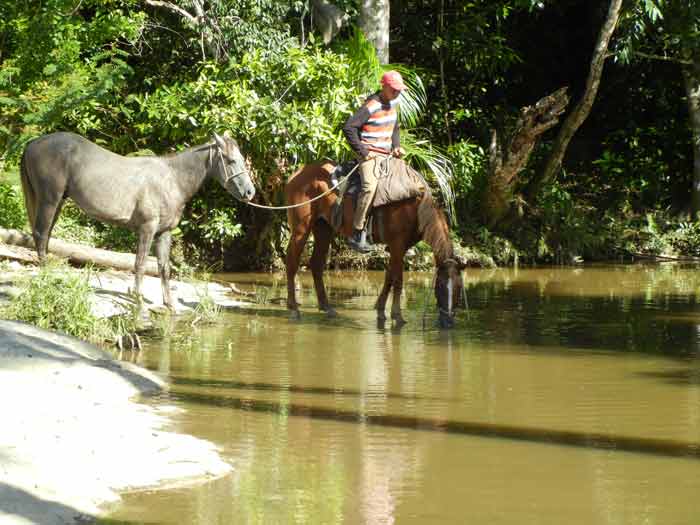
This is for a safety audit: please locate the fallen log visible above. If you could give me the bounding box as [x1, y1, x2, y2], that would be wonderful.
[0, 228, 159, 276]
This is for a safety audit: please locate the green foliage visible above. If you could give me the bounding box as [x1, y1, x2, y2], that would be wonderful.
[665, 221, 700, 256]
[616, 0, 700, 64]
[535, 180, 603, 262]
[613, 212, 700, 258]
[1, 262, 110, 343]
[449, 140, 488, 225]
[2, 0, 695, 267]
[0, 0, 143, 159]
[475, 227, 520, 266]
[0, 181, 26, 229]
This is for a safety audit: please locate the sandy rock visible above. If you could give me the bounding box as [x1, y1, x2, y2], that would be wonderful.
[0, 320, 232, 524]
[88, 270, 247, 317]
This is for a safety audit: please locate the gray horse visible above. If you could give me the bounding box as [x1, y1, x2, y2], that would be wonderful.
[20, 131, 255, 309]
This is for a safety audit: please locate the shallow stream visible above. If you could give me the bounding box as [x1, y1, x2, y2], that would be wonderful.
[106, 265, 700, 524]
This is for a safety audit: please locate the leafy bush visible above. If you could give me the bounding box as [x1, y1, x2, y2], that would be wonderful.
[535, 180, 603, 262]
[449, 140, 488, 226]
[0, 182, 26, 229]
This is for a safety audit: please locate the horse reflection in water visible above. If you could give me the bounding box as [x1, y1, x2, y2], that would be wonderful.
[20, 131, 255, 308]
[285, 161, 466, 328]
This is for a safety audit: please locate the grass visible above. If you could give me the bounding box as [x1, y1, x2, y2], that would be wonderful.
[0, 259, 226, 348]
[1, 261, 112, 343]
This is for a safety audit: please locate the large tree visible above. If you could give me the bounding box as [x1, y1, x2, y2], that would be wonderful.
[359, 0, 390, 63]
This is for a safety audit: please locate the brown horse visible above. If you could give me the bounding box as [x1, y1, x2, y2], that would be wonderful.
[285, 161, 466, 328]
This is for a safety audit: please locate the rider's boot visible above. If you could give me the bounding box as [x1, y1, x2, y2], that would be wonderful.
[348, 228, 372, 253]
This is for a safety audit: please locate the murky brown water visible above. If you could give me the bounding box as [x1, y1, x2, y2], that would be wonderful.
[105, 265, 700, 524]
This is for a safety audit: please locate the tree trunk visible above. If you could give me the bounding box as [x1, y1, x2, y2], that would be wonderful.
[482, 88, 570, 228]
[526, 0, 623, 200]
[359, 0, 390, 64]
[0, 228, 159, 276]
[310, 0, 348, 44]
[682, 57, 700, 215]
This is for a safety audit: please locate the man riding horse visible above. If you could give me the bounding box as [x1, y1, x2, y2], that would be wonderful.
[342, 70, 406, 253]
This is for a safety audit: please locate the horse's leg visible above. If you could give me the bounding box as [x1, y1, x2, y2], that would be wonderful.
[310, 219, 336, 317]
[375, 271, 392, 323]
[154, 231, 173, 309]
[32, 198, 63, 261]
[47, 199, 65, 245]
[286, 216, 311, 320]
[389, 247, 407, 326]
[134, 223, 157, 309]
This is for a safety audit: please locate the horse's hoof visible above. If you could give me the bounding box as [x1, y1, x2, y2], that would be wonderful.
[438, 316, 455, 329]
[377, 312, 387, 322]
[323, 307, 338, 318]
[289, 309, 301, 321]
[392, 315, 407, 326]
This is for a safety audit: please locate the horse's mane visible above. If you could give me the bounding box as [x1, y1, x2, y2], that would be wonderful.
[417, 190, 454, 262]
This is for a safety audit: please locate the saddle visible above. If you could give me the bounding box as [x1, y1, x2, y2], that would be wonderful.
[329, 157, 425, 237]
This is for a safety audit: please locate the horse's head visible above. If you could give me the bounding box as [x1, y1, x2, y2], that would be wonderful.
[212, 133, 256, 202]
[434, 255, 467, 329]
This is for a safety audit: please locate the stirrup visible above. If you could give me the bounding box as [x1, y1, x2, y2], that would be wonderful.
[348, 229, 372, 253]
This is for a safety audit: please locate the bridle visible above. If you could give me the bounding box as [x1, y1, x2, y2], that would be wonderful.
[209, 142, 249, 195]
[436, 258, 468, 321]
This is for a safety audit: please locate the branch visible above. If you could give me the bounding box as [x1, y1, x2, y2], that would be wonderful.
[527, 0, 623, 199]
[144, 0, 199, 25]
[629, 50, 692, 66]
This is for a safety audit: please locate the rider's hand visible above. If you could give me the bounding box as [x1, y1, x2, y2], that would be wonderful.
[392, 147, 404, 158]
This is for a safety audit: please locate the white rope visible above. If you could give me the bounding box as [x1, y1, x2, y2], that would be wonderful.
[241, 162, 361, 211]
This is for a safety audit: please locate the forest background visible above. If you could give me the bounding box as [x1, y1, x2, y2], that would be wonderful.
[1, 0, 699, 272]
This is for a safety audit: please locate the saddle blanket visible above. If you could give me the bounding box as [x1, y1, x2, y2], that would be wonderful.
[331, 157, 425, 207]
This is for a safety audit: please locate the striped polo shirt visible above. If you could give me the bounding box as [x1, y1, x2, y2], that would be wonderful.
[360, 97, 398, 154]
[343, 92, 401, 159]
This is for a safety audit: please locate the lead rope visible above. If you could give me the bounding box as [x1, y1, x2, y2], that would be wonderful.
[239, 161, 360, 210]
[215, 144, 357, 209]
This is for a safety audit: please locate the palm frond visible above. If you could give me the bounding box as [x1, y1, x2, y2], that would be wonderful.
[390, 66, 426, 128]
[343, 29, 426, 127]
[402, 133, 456, 223]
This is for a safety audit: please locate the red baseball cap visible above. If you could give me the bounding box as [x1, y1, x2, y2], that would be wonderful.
[381, 70, 407, 91]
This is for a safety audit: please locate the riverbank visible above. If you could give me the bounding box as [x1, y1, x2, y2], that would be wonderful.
[0, 319, 233, 524]
[0, 253, 252, 524]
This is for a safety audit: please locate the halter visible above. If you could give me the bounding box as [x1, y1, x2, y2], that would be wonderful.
[215, 145, 248, 184]
[434, 257, 469, 321]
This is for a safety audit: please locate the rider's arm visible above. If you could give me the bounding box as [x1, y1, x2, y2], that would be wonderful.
[391, 117, 400, 150]
[343, 105, 371, 159]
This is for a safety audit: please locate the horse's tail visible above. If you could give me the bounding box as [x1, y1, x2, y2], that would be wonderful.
[19, 146, 37, 230]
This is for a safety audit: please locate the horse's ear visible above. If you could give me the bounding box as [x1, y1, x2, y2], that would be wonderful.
[213, 132, 226, 150]
[222, 130, 232, 139]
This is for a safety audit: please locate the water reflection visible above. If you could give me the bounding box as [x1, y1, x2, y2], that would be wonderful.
[106, 265, 700, 525]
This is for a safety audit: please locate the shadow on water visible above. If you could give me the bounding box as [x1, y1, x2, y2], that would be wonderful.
[637, 368, 700, 386]
[230, 306, 367, 329]
[171, 376, 459, 403]
[172, 391, 700, 461]
[455, 279, 700, 359]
